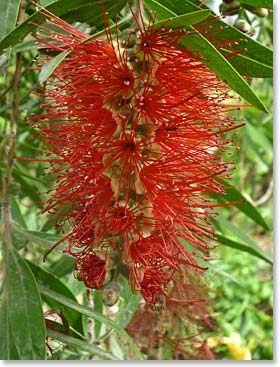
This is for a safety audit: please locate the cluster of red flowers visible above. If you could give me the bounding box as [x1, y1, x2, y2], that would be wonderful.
[34, 2, 238, 307]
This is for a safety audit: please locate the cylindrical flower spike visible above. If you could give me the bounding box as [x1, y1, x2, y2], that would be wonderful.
[33, 2, 241, 307]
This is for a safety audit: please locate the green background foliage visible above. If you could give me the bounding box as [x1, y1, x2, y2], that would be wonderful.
[0, 0, 273, 360]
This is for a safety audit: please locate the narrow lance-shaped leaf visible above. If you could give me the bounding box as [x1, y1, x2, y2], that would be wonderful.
[0, 0, 21, 41]
[0, 249, 46, 360]
[145, 0, 272, 82]
[215, 233, 273, 265]
[145, 0, 268, 112]
[154, 9, 210, 29]
[240, 0, 273, 9]
[46, 330, 120, 360]
[0, 0, 126, 53]
[27, 261, 84, 336]
[213, 181, 270, 230]
[39, 287, 143, 360]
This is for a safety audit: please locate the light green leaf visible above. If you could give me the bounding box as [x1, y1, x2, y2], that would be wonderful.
[118, 275, 141, 329]
[1, 249, 46, 360]
[154, 9, 210, 29]
[46, 329, 119, 360]
[39, 287, 143, 359]
[39, 50, 69, 83]
[0, 0, 21, 41]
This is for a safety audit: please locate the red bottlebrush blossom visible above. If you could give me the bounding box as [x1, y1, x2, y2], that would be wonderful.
[126, 266, 215, 359]
[33, 3, 240, 307]
[74, 253, 107, 290]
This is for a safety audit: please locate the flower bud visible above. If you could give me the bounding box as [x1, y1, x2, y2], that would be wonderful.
[249, 7, 270, 18]
[8, 182, 21, 196]
[234, 18, 251, 33]
[219, 1, 240, 15]
[101, 282, 120, 307]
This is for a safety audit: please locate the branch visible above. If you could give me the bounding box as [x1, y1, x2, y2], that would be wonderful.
[2, 0, 26, 250]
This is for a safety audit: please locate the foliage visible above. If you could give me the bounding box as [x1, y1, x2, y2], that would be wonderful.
[0, 0, 273, 360]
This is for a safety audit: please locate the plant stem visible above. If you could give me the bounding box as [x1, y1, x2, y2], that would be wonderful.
[2, 0, 26, 252]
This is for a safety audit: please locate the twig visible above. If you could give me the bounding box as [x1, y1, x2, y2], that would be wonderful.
[253, 181, 273, 207]
[2, 0, 26, 252]
[86, 289, 95, 345]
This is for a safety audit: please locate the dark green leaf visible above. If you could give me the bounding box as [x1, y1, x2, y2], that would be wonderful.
[220, 49, 273, 78]
[0, 0, 126, 54]
[146, 0, 272, 70]
[46, 329, 120, 359]
[0, 299, 20, 359]
[213, 181, 270, 230]
[154, 9, 210, 29]
[4, 250, 46, 359]
[62, 1, 126, 26]
[11, 223, 65, 251]
[10, 196, 27, 229]
[212, 215, 272, 264]
[49, 255, 76, 277]
[27, 261, 84, 336]
[39, 50, 69, 83]
[215, 234, 272, 265]
[0, 0, 21, 41]
[12, 171, 40, 206]
[39, 287, 143, 359]
[181, 31, 268, 112]
[240, 0, 273, 9]
[145, 0, 268, 112]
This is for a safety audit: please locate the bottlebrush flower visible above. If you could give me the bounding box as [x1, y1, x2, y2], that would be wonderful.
[33, 2, 240, 308]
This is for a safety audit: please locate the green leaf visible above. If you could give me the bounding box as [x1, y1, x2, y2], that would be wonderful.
[215, 234, 272, 265]
[46, 329, 120, 359]
[213, 215, 272, 265]
[0, 0, 126, 54]
[1, 249, 46, 360]
[10, 196, 28, 229]
[118, 275, 141, 329]
[0, 299, 20, 359]
[27, 261, 84, 336]
[220, 49, 273, 78]
[12, 171, 41, 206]
[181, 31, 268, 112]
[93, 291, 103, 339]
[39, 50, 69, 83]
[148, 0, 273, 67]
[145, 0, 268, 112]
[49, 255, 76, 277]
[39, 287, 143, 359]
[240, 0, 273, 9]
[154, 9, 210, 29]
[214, 181, 270, 230]
[0, 0, 21, 41]
[11, 223, 65, 251]
[37, 18, 127, 82]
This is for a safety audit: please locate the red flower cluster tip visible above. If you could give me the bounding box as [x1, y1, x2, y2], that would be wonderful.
[34, 2, 239, 306]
